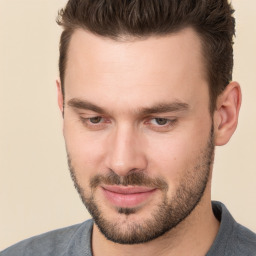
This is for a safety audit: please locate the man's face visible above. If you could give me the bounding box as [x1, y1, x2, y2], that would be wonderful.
[62, 28, 215, 244]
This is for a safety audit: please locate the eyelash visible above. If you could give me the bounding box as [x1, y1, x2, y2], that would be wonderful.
[79, 116, 177, 131]
[145, 117, 177, 131]
[80, 116, 110, 130]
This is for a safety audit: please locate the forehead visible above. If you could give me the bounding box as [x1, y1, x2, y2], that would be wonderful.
[64, 28, 209, 111]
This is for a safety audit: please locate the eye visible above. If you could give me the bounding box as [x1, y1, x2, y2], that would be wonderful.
[79, 115, 111, 130]
[152, 118, 169, 126]
[89, 116, 103, 124]
[145, 117, 177, 132]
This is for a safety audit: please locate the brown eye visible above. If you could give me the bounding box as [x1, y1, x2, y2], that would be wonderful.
[89, 117, 102, 124]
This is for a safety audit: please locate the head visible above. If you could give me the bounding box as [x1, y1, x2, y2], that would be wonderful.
[56, 0, 241, 244]
[57, 0, 236, 114]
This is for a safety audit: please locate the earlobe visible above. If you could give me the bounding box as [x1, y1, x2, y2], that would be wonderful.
[56, 79, 64, 116]
[214, 82, 242, 146]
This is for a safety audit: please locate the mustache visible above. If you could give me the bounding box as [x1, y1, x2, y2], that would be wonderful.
[90, 171, 168, 191]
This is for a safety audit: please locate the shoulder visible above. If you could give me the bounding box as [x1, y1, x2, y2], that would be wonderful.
[209, 201, 256, 256]
[229, 222, 256, 255]
[0, 219, 93, 256]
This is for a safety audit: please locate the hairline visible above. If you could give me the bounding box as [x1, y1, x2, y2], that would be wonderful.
[60, 26, 214, 115]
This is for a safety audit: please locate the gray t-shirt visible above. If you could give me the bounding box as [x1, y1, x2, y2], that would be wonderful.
[1, 201, 256, 256]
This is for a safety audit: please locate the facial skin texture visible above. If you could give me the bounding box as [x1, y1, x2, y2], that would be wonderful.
[57, 28, 241, 255]
[67, 126, 214, 244]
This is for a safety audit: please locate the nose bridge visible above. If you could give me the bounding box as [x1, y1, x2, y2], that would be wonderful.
[106, 122, 147, 176]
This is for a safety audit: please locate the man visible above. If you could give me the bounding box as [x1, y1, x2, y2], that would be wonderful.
[1, 0, 256, 255]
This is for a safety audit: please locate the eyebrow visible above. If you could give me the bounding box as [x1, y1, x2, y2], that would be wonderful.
[138, 102, 189, 115]
[67, 98, 106, 114]
[67, 98, 189, 115]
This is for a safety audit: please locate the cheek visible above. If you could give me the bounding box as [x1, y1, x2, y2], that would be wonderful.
[146, 123, 211, 183]
[146, 134, 188, 180]
[63, 119, 106, 178]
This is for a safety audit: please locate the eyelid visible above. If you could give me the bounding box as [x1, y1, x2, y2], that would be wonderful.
[80, 115, 109, 123]
[78, 113, 178, 132]
[144, 117, 178, 131]
[79, 115, 111, 130]
[144, 115, 177, 122]
[77, 110, 103, 116]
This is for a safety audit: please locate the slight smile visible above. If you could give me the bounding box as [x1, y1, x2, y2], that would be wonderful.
[101, 185, 157, 208]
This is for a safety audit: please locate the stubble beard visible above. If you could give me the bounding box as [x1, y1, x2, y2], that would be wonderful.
[67, 126, 215, 244]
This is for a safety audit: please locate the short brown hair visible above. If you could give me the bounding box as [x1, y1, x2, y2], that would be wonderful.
[57, 0, 235, 113]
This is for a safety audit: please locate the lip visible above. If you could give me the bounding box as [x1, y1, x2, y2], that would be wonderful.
[101, 185, 157, 208]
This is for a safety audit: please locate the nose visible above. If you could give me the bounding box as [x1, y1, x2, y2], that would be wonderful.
[105, 124, 147, 177]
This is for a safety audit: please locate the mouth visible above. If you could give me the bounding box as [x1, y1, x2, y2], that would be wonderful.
[101, 185, 157, 208]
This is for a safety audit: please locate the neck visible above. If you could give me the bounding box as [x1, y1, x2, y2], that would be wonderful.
[92, 189, 219, 256]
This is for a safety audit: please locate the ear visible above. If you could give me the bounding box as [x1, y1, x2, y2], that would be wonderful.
[214, 81, 242, 146]
[56, 79, 64, 116]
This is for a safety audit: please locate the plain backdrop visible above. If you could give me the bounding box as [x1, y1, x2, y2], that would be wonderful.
[0, 0, 256, 251]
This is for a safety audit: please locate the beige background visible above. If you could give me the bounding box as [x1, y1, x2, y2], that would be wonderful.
[0, 0, 255, 251]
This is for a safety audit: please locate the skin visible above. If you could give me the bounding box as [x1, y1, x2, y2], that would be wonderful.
[57, 27, 241, 256]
